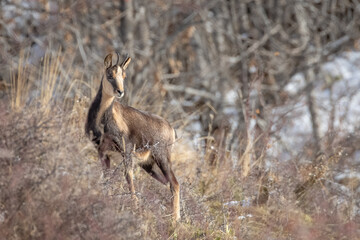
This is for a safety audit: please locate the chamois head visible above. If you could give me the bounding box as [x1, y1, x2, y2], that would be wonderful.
[103, 52, 131, 98]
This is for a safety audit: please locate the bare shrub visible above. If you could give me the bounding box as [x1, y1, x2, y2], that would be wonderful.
[1, 0, 360, 239]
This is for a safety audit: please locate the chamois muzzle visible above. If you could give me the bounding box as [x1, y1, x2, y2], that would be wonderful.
[116, 89, 124, 98]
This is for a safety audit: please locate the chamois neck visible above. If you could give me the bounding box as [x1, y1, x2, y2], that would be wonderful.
[100, 83, 115, 109]
[95, 80, 116, 125]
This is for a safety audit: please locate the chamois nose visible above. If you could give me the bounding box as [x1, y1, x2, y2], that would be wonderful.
[116, 89, 124, 98]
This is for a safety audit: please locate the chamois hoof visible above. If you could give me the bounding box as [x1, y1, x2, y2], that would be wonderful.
[131, 194, 139, 207]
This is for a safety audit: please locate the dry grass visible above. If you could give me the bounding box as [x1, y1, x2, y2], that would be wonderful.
[39, 48, 67, 112]
[0, 50, 359, 240]
[10, 51, 32, 112]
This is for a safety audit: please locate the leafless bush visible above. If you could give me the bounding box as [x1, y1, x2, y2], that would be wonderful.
[1, 0, 360, 239]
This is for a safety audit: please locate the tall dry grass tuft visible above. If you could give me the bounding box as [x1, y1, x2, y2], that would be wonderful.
[10, 51, 33, 111]
[9, 48, 76, 113]
[39, 48, 68, 112]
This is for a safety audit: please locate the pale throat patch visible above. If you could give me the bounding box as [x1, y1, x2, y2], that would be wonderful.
[102, 78, 115, 96]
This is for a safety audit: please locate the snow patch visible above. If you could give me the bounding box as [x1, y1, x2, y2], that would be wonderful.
[269, 52, 360, 160]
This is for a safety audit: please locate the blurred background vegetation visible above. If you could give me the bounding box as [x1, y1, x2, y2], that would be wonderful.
[1, 0, 360, 239]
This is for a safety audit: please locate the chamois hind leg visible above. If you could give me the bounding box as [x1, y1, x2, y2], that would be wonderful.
[156, 155, 180, 222]
[139, 157, 169, 185]
[168, 168, 180, 222]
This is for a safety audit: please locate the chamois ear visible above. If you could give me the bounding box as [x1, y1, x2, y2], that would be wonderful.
[121, 57, 132, 70]
[104, 53, 113, 69]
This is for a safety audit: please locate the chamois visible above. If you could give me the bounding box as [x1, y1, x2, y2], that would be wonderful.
[85, 53, 180, 221]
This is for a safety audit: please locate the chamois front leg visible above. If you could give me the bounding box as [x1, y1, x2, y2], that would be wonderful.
[99, 152, 110, 170]
[98, 149, 110, 180]
[124, 154, 138, 205]
[97, 134, 118, 178]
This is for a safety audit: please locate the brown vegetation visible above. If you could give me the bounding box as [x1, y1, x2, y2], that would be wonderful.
[1, 0, 360, 239]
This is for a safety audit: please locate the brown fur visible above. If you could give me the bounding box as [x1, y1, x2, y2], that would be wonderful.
[85, 53, 180, 221]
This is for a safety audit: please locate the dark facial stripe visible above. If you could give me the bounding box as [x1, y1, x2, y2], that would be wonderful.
[110, 78, 120, 92]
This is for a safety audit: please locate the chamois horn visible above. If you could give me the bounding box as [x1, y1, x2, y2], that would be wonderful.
[116, 52, 121, 66]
